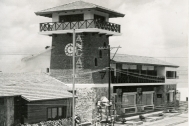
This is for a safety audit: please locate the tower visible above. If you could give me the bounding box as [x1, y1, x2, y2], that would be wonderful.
[35, 1, 124, 84]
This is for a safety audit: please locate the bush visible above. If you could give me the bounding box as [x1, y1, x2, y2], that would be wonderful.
[20, 118, 73, 126]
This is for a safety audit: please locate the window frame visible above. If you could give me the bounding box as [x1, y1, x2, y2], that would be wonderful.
[142, 91, 154, 106]
[122, 92, 137, 107]
[99, 50, 102, 58]
[166, 71, 177, 79]
[47, 106, 67, 120]
[59, 14, 84, 22]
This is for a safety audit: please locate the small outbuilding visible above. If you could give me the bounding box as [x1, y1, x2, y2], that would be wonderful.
[0, 72, 73, 126]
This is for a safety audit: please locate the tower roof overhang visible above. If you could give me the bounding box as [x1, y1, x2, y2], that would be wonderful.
[35, 1, 125, 18]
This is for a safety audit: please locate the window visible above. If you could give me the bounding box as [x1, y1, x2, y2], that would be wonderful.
[47, 106, 67, 120]
[166, 71, 177, 79]
[94, 14, 105, 22]
[99, 50, 102, 58]
[59, 14, 84, 22]
[95, 58, 98, 66]
[122, 93, 136, 108]
[103, 42, 107, 47]
[142, 92, 153, 106]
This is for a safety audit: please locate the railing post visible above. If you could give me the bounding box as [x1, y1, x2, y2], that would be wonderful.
[62, 22, 64, 30]
[54, 22, 56, 31]
[39, 23, 41, 32]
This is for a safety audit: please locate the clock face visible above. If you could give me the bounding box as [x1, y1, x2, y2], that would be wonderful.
[65, 43, 74, 56]
[65, 43, 78, 56]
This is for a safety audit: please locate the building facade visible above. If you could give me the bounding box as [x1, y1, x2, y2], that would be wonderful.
[35, 0, 179, 123]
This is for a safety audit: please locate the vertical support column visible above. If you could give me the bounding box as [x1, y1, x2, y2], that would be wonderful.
[153, 87, 157, 106]
[136, 88, 142, 112]
[108, 45, 111, 101]
[72, 29, 76, 126]
[116, 89, 122, 115]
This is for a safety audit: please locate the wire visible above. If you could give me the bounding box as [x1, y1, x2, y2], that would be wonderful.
[115, 69, 162, 78]
[114, 69, 164, 82]
[114, 69, 161, 79]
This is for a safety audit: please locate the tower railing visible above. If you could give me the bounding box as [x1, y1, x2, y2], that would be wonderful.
[39, 19, 121, 33]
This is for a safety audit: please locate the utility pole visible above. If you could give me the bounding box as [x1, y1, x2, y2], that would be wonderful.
[72, 29, 76, 126]
[108, 45, 111, 103]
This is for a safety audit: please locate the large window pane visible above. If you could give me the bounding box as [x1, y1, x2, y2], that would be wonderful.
[142, 93, 153, 105]
[52, 108, 57, 119]
[47, 108, 51, 119]
[62, 106, 67, 118]
[58, 107, 62, 117]
[142, 94, 147, 105]
[146, 94, 152, 105]
[122, 94, 135, 107]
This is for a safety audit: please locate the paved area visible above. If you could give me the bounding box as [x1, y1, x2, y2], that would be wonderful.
[142, 113, 188, 126]
[175, 121, 188, 126]
[112, 113, 188, 126]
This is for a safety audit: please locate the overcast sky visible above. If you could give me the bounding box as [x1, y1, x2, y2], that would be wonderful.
[0, 0, 188, 72]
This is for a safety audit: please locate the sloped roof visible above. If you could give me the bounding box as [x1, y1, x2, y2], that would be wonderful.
[111, 54, 179, 67]
[0, 72, 73, 101]
[35, 1, 125, 18]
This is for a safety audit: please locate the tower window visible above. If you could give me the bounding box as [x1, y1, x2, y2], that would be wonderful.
[99, 50, 102, 58]
[59, 14, 84, 22]
[103, 42, 107, 47]
[95, 58, 98, 66]
[94, 14, 105, 22]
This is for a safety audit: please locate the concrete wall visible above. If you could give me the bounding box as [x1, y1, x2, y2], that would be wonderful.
[20, 50, 51, 73]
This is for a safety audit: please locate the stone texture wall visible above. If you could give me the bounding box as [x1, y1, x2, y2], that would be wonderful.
[50, 33, 110, 84]
[75, 86, 111, 123]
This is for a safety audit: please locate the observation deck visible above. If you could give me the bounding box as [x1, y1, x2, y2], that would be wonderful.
[39, 19, 121, 36]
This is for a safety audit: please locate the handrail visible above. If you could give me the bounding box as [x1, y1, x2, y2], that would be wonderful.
[111, 75, 165, 83]
[39, 19, 121, 33]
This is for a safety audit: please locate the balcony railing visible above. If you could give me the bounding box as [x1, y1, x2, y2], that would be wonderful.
[111, 75, 165, 83]
[39, 19, 120, 33]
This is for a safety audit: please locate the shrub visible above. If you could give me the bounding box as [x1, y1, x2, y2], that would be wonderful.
[19, 118, 72, 126]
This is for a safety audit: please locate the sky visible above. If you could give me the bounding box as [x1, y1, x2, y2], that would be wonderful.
[0, 0, 188, 75]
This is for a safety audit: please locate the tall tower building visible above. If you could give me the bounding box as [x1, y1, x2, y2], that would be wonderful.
[35, 1, 124, 84]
